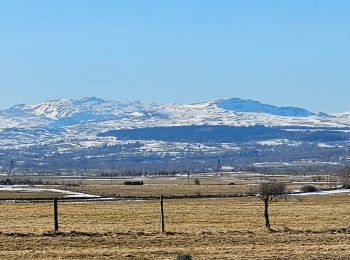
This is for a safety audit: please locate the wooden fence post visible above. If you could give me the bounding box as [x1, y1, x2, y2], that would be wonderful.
[160, 195, 165, 232]
[54, 198, 59, 232]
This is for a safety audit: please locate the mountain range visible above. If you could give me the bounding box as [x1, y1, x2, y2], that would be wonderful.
[2, 97, 350, 129]
[0, 97, 349, 172]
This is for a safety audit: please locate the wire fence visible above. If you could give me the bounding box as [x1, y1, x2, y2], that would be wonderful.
[0, 192, 350, 234]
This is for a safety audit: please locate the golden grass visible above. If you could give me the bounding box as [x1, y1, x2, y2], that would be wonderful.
[68, 183, 252, 197]
[0, 195, 349, 259]
[0, 172, 340, 198]
[64, 183, 338, 197]
[54, 173, 341, 197]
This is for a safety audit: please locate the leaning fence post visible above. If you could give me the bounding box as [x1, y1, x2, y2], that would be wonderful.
[54, 198, 59, 232]
[160, 195, 165, 232]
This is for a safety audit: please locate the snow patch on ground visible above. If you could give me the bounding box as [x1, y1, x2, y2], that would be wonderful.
[292, 189, 350, 196]
[0, 185, 99, 198]
[318, 143, 343, 148]
[257, 139, 301, 146]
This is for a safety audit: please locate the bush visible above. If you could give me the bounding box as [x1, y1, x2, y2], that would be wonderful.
[301, 185, 318, 193]
[341, 183, 350, 189]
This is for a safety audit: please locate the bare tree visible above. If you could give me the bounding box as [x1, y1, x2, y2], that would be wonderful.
[338, 166, 350, 188]
[258, 182, 286, 231]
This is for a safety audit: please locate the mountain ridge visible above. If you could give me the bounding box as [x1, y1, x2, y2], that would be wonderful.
[2, 97, 328, 120]
[0, 97, 349, 172]
[216, 98, 319, 117]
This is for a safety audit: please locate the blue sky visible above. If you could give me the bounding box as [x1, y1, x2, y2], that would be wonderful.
[0, 0, 349, 113]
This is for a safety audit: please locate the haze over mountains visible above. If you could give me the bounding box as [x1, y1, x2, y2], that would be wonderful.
[0, 97, 349, 173]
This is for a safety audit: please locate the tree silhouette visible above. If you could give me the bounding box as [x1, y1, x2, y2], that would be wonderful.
[258, 182, 286, 231]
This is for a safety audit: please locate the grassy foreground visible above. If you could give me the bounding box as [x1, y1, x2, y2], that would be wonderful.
[0, 195, 349, 259]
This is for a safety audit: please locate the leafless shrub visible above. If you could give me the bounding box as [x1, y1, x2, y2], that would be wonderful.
[194, 178, 200, 185]
[258, 181, 286, 231]
[338, 167, 350, 188]
[301, 185, 318, 193]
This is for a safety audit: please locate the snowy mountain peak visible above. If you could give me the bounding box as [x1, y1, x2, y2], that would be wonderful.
[6, 99, 74, 119]
[215, 98, 320, 117]
[3, 97, 158, 121]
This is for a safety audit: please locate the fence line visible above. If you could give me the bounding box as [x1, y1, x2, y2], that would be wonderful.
[0, 192, 348, 233]
[0, 192, 256, 203]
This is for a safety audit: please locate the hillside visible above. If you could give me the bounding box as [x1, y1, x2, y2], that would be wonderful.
[0, 97, 349, 172]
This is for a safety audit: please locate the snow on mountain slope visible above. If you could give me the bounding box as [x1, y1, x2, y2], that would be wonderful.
[0, 97, 349, 150]
[333, 112, 350, 118]
[0, 113, 49, 130]
[2, 97, 350, 130]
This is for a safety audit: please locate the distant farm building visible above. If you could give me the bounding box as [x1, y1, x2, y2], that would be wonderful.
[124, 180, 144, 185]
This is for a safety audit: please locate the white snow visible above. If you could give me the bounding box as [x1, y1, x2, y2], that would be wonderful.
[257, 139, 301, 146]
[0, 185, 99, 198]
[0, 97, 349, 151]
[131, 112, 144, 117]
[318, 143, 332, 148]
[293, 189, 350, 196]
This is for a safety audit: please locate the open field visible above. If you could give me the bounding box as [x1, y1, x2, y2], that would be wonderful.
[0, 172, 340, 197]
[61, 173, 341, 197]
[67, 183, 253, 197]
[0, 195, 350, 259]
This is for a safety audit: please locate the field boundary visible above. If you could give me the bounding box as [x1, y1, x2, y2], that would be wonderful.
[0, 192, 256, 203]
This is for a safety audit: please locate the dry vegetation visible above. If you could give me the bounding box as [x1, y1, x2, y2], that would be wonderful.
[0, 195, 350, 259]
[55, 173, 340, 197]
[0, 172, 341, 199]
[68, 183, 252, 197]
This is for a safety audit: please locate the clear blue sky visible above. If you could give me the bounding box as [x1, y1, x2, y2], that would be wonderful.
[0, 0, 349, 113]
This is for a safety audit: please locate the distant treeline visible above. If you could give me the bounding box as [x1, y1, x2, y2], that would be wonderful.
[99, 125, 350, 143]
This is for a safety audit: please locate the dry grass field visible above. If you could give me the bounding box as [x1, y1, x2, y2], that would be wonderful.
[0, 172, 340, 198]
[69, 183, 252, 197]
[0, 194, 350, 259]
[57, 173, 339, 197]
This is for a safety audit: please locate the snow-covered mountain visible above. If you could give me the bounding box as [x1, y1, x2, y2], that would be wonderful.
[5, 97, 157, 120]
[0, 97, 349, 151]
[2, 96, 347, 127]
[3, 97, 334, 120]
[0, 97, 350, 172]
